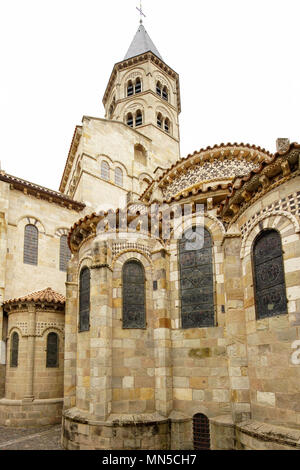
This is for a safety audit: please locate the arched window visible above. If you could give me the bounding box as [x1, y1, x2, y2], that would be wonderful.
[122, 260, 146, 329]
[135, 110, 143, 127]
[164, 118, 170, 133]
[127, 81, 134, 97]
[115, 167, 123, 187]
[109, 95, 115, 118]
[179, 227, 214, 328]
[157, 113, 162, 128]
[46, 332, 59, 368]
[162, 86, 168, 101]
[253, 229, 288, 319]
[79, 268, 90, 332]
[193, 414, 210, 450]
[134, 144, 147, 166]
[156, 81, 162, 96]
[59, 234, 71, 272]
[135, 78, 142, 94]
[10, 332, 19, 368]
[24, 224, 38, 265]
[101, 161, 110, 181]
[127, 112, 133, 128]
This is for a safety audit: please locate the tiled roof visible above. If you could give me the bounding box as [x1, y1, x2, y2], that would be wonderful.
[0, 171, 85, 212]
[3, 287, 65, 306]
[218, 142, 300, 222]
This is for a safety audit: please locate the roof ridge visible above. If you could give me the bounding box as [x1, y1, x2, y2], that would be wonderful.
[0, 171, 85, 211]
[3, 287, 65, 306]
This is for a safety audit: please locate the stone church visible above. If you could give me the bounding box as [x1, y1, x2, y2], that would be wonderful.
[0, 21, 300, 450]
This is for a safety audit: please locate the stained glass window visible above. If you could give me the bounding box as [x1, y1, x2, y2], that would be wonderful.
[46, 332, 59, 368]
[10, 332, 19, 367]
[179, 227, 214, 328]
[79, 268, 90, 331]
[24, 224, 38, 265]
[122, 260, 146, 329]
[59, 235, 71, 272]
[253, 229, 288, 319]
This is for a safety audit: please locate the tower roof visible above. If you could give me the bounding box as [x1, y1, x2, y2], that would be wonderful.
[124, 23, 163, 60]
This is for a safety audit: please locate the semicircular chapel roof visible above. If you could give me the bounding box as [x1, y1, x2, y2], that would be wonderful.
[3, 287, 65, 307]
[141, 143, 273, 203]
[219, 142, 300, 224]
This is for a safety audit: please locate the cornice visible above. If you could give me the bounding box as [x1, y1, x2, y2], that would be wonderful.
[59, 125, 83, 193]
[0, 172, 85, 212]
[219, 143, 300, 225]
[112, 89, 178, 114]
[140, 143, 271, 202]
[68, 201, 216, 254]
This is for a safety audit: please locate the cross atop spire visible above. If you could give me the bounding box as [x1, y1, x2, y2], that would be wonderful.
[136, 1, 146, 24]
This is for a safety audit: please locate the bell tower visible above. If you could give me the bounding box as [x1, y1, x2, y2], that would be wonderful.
[102, 22, 181, 164]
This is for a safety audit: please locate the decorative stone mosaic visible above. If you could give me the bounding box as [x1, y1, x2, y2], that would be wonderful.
[35, 322, 65, 337]
[11, 322, 28, 336]
[112, 242, 151, 257]
[127, 203, 148, 214]
[162, 159, 260, 200]
[240, 191, 300, 238]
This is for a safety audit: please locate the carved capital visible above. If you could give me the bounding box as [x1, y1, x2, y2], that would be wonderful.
[281, 160, 291, 177]
[259, 174, 270, 189]
[229, 204, 240, 215]
[242, 190, 252, 202]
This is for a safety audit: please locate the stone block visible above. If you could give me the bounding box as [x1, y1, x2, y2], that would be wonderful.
[257, 391, 276, 407]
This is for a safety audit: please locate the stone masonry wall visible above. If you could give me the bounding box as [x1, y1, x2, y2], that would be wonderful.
[0, 365, 5, 398]
[0, 399, 63, 427]
[33, 311, 64, 400]
[62, 412, 170, 450]
[4, 188, 81, 301]
[4, 308, 64, 401]
[238, 177, 300, 428]
[167, 214, 231, 421]
[112, 251, 155, 415]
[5, 311, 28, 400]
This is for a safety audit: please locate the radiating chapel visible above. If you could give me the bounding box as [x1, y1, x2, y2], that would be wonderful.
[0, 20, 300, 450]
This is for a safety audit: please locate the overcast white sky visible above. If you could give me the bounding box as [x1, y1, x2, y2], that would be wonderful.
[0, 0, 299, 191]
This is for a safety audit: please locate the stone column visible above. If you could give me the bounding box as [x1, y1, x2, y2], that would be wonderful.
[23, 303, 36, 401]
[63, 257, 78, 411]
[0, 307, 6, 398]
[89, 240, 113, 420]
[152, 248, 172, 417]
[0, 210, 7, 399]
[223, 235, 250, 423]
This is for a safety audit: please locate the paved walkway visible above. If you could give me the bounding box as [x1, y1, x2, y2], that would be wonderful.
[0, 424, 62, 450]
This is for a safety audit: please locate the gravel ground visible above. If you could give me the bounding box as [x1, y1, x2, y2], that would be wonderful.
[0, 424, 62, 450]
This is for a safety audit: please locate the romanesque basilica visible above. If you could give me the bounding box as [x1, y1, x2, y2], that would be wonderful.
[0, 21, 300, 450]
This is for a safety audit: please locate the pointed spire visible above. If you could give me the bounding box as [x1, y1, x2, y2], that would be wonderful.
[124, 24, 163, 61]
